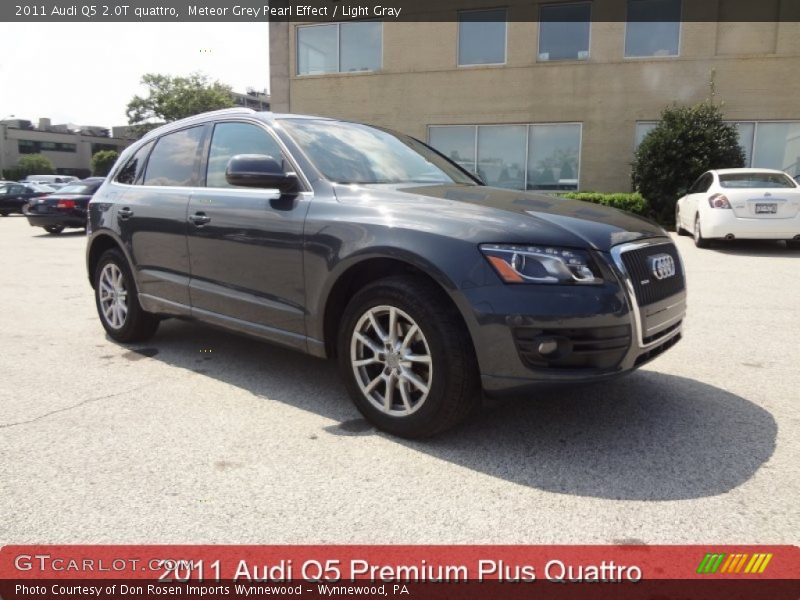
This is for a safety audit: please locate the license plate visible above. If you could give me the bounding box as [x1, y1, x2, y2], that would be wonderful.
[755, 203, 777, 214]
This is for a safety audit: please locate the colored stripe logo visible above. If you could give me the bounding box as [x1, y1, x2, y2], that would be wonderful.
[697, 552, 773, 575]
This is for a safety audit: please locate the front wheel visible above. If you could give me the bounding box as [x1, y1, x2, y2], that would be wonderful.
[94, 248, 159, 343]
[44, 225, 65, 235]
[337, 276, 479, 438]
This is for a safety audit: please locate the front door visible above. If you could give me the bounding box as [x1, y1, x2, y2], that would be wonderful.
[186, 120, 310, 345]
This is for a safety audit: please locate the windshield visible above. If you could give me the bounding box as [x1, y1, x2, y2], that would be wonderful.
[57, 183, 98, 195]
[279, 119, 477, 185]
[719, 172, 797, 189]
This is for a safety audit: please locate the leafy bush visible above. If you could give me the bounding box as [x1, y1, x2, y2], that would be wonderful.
[15, 154, 55, 178]
[632, 102, 744, 224]
[562, 192, 648, 216]
[91, 150, 119, 176]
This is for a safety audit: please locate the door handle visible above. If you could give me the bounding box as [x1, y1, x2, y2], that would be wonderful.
[117, 207, 133, 220]
[188, 212, 211, 226]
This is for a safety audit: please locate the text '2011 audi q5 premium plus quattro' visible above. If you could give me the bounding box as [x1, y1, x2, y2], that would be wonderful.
[86, 109, 686, 438]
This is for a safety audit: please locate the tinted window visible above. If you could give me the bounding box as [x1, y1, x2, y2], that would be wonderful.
[206, 122, 284, 188]
[116, 141, 153, 185]
[458, 9, 507, 66]
[689, 173, 712, 194]
[539, 3, 591, 61]
[625, 0, 681, 57]
[719, 172, 797, 189]
[143, 127, 205, 187]
[57, 183, 101, 195]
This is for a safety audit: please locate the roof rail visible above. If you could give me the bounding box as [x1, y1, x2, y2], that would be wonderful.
[140, 107, 258, 141]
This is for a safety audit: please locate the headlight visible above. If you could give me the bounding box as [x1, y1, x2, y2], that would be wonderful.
[480, 244, 603, 285]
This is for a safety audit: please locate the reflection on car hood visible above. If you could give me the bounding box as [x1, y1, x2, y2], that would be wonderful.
[353, 183, 666, 251]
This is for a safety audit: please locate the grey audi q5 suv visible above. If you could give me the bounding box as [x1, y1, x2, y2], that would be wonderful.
[86, 108, 686, 438]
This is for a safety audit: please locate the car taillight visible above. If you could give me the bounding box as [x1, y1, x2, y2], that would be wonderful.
[708, 193, 732, 209]
[57, 200, 76, 209]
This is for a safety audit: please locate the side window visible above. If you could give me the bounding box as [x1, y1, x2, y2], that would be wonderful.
[205, 122, 284, 188]
[688, 174, 708, 194]
[143, 126, 205, 187]
[10, 184, 25, 195]
[115, 141, 153, 185]
[698, 173, 713, 193]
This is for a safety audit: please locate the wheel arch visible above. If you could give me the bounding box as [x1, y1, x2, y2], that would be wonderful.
[86, 232, 131, 287]
[319, 254, 477, 360]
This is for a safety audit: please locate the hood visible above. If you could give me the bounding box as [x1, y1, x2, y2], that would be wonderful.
[351, 183, 666, 251]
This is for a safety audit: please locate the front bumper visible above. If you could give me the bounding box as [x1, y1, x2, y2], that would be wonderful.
[464, 237, 686, 395]
[701, 209, 800, 240]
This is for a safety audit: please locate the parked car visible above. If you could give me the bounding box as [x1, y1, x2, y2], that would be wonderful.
[0, 182, 54, 216]
[25, 177, 105, 234]
[87, 109, 686, 437]
[22, 174, 79, 186]
[676, 168, 800, 248]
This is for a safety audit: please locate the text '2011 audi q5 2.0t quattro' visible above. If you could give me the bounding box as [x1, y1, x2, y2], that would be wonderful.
[86, 108, 686, 438]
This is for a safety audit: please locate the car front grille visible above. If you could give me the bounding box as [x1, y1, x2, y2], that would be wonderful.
[620, 243, 685, 307]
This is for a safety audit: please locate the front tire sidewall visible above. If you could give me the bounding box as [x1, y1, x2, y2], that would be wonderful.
[338, 280, 475, 438]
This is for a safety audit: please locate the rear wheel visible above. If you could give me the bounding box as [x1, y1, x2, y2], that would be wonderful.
[44, 225, 65, 235]
[694, 214, 710, 248]
[337, 275, 479, 438]
[94, 248, 159, 343]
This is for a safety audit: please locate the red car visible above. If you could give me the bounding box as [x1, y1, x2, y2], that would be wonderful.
[25, 177, 105, 234]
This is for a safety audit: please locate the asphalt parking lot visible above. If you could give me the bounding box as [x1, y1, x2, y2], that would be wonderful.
[1, 214, 798, 544]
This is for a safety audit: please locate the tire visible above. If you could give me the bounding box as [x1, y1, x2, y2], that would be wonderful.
[0, 212, 8, 217]
[675, 207, 689, 236]
[93, 248, 159, 343]
[337, 275, 480, 438]
[44, 225, 65, 235]
[694, 214, 710, 248]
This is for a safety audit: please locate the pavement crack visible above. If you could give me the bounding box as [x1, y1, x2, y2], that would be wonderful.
[0, 384, 152, 430]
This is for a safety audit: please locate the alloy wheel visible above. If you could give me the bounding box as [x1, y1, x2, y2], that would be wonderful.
[98, 263, 128, 330]
[350, 305, 433, 417]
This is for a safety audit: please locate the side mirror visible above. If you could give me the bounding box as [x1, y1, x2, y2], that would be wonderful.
[225, 154, 300, 193]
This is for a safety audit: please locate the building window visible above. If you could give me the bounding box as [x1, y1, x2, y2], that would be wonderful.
[458, 9, 507, 66]
[428, 123, 582, 191]
[18, 140, 76, 153]
[539, 2, 591, 62]
[478, 126, 527, 189]
[625, 0, 681, 58]
[634, 120, 800, 178]
[428, 126, 476, 172]
[92, 143, 119, 154]
[752, 122, 800, 177]
[297, 22, 382, 75]
[634, 121, 658, 149]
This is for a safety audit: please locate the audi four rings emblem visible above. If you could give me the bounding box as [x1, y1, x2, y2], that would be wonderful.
[648, 254, 677, 280]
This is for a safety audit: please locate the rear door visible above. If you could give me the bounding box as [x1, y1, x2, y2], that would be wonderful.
[186, 120, 310, 344]
[718, 172, 800, 220]
[118, 124, 209, 308]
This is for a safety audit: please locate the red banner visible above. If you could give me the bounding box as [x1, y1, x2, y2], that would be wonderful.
[1, 545, 798, 599]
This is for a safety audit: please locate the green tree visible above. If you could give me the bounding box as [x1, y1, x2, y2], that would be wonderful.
[126, 72, 235, 137]
[16, 154, 55, 178]
[91, 150, 119, 176]
[632, 102, 745, 225]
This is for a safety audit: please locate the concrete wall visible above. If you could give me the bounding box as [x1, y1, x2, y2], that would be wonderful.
[270, 11, 800, 191]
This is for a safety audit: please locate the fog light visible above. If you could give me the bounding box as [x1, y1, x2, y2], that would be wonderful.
[537, 339, 559, 356]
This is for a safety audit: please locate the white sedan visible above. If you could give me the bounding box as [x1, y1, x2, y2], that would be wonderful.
[675, 168, 800, 248]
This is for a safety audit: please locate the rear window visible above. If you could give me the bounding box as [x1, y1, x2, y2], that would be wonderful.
[57, 183, 99, 195]
[719, 172, 797, 189]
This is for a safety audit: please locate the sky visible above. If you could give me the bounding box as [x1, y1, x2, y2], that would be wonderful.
[0, 23, 270, 128]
